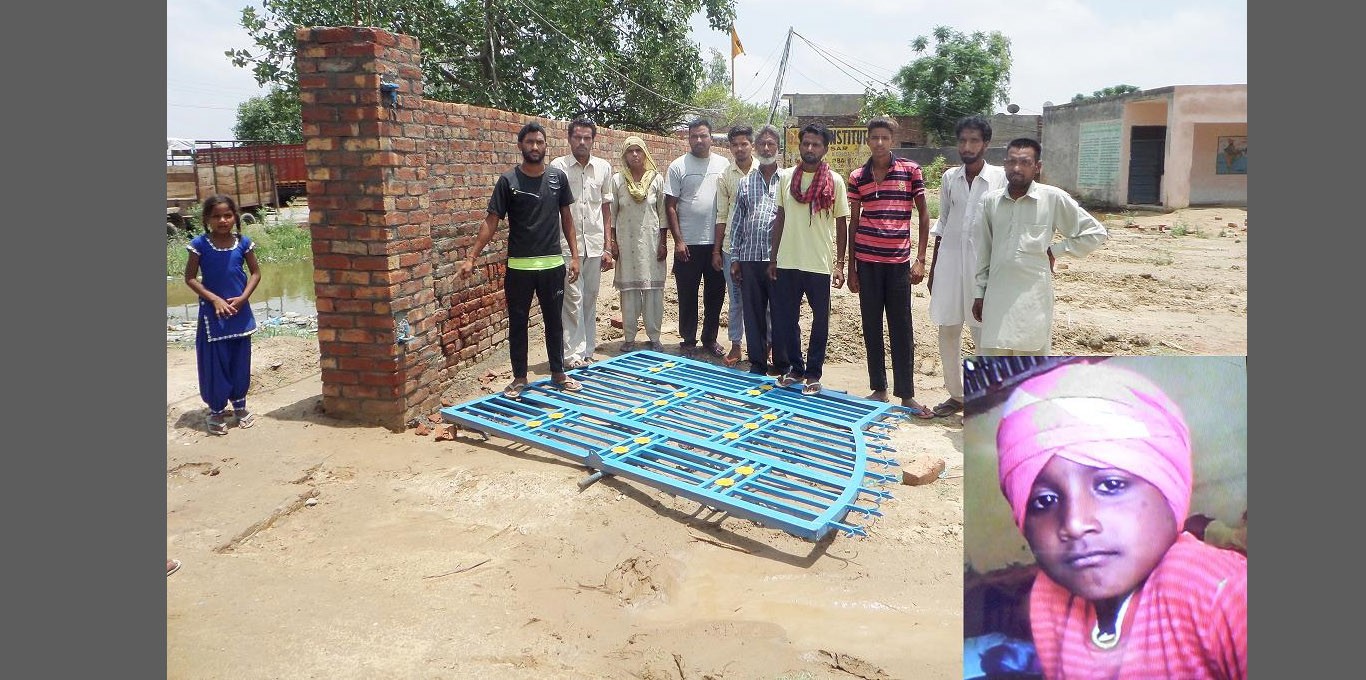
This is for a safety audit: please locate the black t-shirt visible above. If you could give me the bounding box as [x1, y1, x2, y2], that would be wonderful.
[486, 166, 575, 258]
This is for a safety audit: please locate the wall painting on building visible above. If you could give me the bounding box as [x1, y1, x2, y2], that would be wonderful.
[1217, 136, 1247, 174]
[1077, 121, 1123, 189]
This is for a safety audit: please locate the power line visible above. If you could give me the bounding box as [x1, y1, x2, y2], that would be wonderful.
[793, 32, 897, 92]
[506, 0, 724, 117]
[801, 39, 900, 82]
[735, 37, 784, 102]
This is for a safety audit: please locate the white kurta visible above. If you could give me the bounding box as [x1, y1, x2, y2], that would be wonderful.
[972, 181, 1109, 351]
[929, 163, 1007, 327]
[551, 154, 614, 257]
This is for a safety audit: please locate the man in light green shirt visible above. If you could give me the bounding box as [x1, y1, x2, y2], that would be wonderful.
[767, 123, 850, 395]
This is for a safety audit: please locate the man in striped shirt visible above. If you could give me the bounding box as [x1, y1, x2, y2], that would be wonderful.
[846, 116, 934, 417]
[727, 125, 786, 377]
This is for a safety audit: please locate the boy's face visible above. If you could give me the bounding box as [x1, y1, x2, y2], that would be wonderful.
[1022, 456, 1178, 604]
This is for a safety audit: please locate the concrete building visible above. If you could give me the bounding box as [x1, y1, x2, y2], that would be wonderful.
[1041, 84, 1247, 209]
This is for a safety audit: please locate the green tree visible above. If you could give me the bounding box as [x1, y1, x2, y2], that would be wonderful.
[689, 84, 770, 132]
[229, 0, 736, 135]
[703, 47, 729, 90]
[859, 85, 914, 123]
[889, 26, 1012, 144]
[233, 86, 303, 144]
[1071, 84, 1141, 103]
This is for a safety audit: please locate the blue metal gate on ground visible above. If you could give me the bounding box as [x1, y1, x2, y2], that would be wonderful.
[441, 351, 917, 540]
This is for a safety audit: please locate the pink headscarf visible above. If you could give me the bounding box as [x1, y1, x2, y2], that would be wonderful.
[996, 362, 1192, 534]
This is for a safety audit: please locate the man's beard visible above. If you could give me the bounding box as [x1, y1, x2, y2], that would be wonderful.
[755, 153, 777, 166]
[521, 149, 543, 163]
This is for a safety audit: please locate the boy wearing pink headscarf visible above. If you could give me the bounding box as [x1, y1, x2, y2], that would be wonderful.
[995, 362, 1246, 680]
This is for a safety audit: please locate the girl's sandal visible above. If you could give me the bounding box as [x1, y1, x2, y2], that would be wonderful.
[206, 414, 228, 435]
[801, 381, 822, 396]
[776, 372, 802, 388]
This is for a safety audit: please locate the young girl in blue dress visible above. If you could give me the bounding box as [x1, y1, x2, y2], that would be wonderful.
[183, 195, 262, 435]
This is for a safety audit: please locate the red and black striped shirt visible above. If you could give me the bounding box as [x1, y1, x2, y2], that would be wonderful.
[847, 156, 926, 264]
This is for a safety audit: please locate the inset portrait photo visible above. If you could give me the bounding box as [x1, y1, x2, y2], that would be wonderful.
[962, 356, 1246, 680]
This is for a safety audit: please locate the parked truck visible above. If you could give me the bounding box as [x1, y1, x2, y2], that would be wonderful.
[166, 140, 307, 233]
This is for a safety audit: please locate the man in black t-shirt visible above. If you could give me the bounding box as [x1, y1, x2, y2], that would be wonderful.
[459, 121, 582, 397]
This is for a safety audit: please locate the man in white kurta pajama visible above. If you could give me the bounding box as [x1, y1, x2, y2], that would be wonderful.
[552, 119, 615, 368]
[928, 116, 1006, 415]
[972, 138, 1108, 356]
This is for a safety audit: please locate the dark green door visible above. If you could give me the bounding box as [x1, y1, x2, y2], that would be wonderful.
[1128, 126, 1166, 205]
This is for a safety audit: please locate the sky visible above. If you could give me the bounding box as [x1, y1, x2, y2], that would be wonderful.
[168, 0, 1247, 140]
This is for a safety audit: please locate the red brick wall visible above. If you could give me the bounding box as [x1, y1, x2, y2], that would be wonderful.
[296, 26, 691, 430]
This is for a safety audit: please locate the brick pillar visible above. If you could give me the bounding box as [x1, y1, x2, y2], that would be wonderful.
[295, 27, 437, 431]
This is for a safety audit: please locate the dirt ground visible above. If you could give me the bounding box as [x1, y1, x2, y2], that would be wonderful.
[166, 207, 1245, 679]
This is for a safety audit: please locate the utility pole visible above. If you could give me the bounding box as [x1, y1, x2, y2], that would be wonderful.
[766, 27, 795, 128]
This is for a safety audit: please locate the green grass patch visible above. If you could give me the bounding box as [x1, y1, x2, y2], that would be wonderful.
[168, 219, 312, 276]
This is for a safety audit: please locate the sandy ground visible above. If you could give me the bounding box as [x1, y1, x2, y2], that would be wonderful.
[166, 207, 1245, 679]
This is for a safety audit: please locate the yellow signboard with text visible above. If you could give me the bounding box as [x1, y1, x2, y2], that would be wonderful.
[784, 127, 870, 182]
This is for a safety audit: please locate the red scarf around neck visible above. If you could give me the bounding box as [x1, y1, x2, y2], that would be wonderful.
[790, 162, 834, 214]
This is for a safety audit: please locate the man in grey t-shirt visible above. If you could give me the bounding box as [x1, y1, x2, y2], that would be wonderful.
[664, 118, 731, 357]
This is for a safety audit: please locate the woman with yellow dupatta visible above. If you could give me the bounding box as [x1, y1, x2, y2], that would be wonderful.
[609, 136, 669, 351]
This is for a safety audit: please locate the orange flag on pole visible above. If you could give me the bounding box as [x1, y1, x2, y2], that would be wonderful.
[731, 26, 745, 58]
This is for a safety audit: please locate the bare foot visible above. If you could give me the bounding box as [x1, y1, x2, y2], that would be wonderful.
[866, 390, 888, 402]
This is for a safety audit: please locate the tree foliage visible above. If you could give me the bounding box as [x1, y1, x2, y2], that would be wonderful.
[703, 48, 729, 90]
[1071, 84, 1141, 103]
[689, 84, 772, 132]
[228, 0, 736, 135]
[889, 26, 1012, 144]
[233, 86, 303, 144]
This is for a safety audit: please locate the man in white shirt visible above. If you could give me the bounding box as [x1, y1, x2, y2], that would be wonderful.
[926, 116, 1006, 416]
[971, 138, 1109, 355]
[665, 118, 731, 358]
[551, 118, 615, 368]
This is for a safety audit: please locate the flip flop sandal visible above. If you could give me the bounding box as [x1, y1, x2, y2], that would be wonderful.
[206, 414, 228, 436]
[903, 403, 937, 420]
[565, 357, 590, 369]
[801, 381, 822, 395]
[723, 355, 742, 367]
[554, 377, 584, 392]
[931, 398, 964, 417]
[502, 382, 527, 399]
[777, 372, 802, 388]
[167, 559, 182, 577]
[707, 343, 726, 358]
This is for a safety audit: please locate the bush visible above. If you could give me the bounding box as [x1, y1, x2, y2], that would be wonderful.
[922, 155, 949, 191]
[167, 218, 311, 276]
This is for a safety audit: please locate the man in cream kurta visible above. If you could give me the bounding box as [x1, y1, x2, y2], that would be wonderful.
[928, 116, 1007, 414]
[972, 138, 1108, 355]
[552, 119, 614, 367]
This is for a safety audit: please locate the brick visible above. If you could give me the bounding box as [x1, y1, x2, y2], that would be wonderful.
[321, 369, 359, 385]
[317, 315, 355, 329]
[319, 122, 360, 137]
[339, 329, 376, 343]
[360, 372, 404, 387]
[301, 106, 339, 123]
[341, 384, 380, 399]
[336, 299, 377, 314]
[313, 255, 354, 271]
[901, 456, 947, 486]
